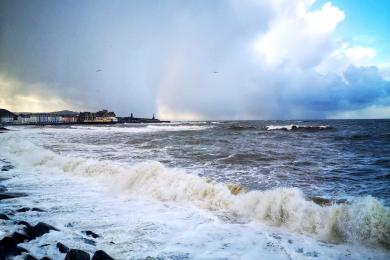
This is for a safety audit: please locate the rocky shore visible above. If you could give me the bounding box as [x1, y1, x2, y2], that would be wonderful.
[0, 159, 116, 260]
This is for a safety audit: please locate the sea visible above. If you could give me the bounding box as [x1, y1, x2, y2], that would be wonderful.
[0, 120, 389, 259]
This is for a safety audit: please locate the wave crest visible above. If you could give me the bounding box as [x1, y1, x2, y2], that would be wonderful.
[1, 134, 389, 248]
[266, 124, 334, 131]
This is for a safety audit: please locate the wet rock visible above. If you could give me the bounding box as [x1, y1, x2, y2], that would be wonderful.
[92, 250, 114, 260]
[11, 232, 29, 243]
[23, 222, 59, 240]
[32, 207, 45, 212]
[0, 236, 28, 258]
[17, 207, 31, 212]
[1, 165, 14, 171]
[0, 192, 27, 200]
[65, 249, 90, 260]
[83, 238, 96, 246]
[83, 230, 100, 238]
[57, 242, 70, 253]
[25, 254, 38, 260]
[39, 244, 50, 247]
[0, 214, 9, 220]
[41, 257, 51, 260]
[0, 185, 7, 192]
[16, 207, 46, 213]
[17, 220, 31, 227]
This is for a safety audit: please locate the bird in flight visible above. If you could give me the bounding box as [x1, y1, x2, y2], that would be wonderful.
[96, 69, 102, 72]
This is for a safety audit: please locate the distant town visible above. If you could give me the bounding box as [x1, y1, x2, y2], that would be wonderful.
[0, 108, 169, 125]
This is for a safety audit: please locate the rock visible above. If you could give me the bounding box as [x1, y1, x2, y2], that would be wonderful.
[65, 249, 90, 260]
[25, 254, 38, 260]
[83, 238, 96, 246]
[0, 236, 28, 258]
[57, 242, 69, 253]
[11, 232, 29, 243]
[92, 250, 114, 260]
[0, 214, 9, 220]
[0, 185, 8, 192]
[1, 165, 14, 171]
[39, 244, 51, 247]
[16, 207, 45, 213]
[24, 222, 59, 240]
[32, 207, 45, 212]
[17, 207, 31, 212]
[17, 220, 31, 227]
[41, 257, 51, 260]
[0, 192, 27, 200]
[83, 230, 100, 238]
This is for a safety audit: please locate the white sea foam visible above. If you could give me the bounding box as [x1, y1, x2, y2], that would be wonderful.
[1, 132, 389, 250]
[68, 124, 211, 133]
[266, 124, 333, 131]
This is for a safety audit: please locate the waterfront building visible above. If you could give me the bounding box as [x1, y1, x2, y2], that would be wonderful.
[15, 113, 31, 124]
[78, 112, 96, 123]
[0, 109, 16, 124]
[95, 109, 117, 123]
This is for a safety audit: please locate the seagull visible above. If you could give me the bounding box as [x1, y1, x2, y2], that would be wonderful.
[96, 69, 102, 72]
[213, 71, 219, 74]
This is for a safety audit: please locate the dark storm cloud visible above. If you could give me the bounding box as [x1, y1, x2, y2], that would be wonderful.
[0, 0, 389, 118]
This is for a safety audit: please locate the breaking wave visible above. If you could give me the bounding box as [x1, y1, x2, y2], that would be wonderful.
[266, 124, 334, 131]
[1, 134, 389, 249]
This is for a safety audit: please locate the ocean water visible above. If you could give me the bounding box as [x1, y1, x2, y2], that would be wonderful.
[0, 120, 389, 259]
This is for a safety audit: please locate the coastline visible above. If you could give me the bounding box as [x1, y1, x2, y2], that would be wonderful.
[0, 159, 119, 260]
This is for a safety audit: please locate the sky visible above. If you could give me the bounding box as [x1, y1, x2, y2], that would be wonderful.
[0, 0, 389, 120]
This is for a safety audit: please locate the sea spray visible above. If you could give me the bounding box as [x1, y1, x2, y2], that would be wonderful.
[1, 132, 389, 249]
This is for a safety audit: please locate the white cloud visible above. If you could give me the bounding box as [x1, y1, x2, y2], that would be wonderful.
[0, 75, 82, 112]
[253, 1, 344, 68]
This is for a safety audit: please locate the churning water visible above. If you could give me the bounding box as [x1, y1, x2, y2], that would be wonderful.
[0, 120, 389, 259]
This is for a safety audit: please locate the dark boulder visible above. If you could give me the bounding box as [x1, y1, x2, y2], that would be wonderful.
[41, 257, 51, 260]
[25, 254, 38, 260]
[82, 231, 100, 238]
[0, 236, 28, 258]
[83, 238, 96, 246]
[17, 220, 31, 227]
[57, 242, 69, 253]
[1, 165, 14, 171]
[11, 232, 29, 243]
[24, 222, 59, 240]
[0, 214, 9, 220]
[65, 249, 90, 260]
[0, 192, 27, 200]
[17, 207, 31, 212]
[92, 250, 114, 260]
[16, 207, 46, 213]
[32, 208, 45, 212]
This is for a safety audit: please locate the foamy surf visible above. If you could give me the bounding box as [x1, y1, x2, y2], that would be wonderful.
[1, 132, 389, 250]
[66, 124, 212, 133]
[266, 124, 333, 131]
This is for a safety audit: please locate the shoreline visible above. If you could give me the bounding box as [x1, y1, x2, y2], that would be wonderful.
[0, 159, 119, 260]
